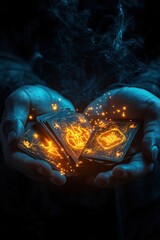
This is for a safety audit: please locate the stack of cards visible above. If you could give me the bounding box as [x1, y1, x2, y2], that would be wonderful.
[18, 108, 141, 176]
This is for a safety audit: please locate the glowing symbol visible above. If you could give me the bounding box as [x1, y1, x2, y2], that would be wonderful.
[40, 139, 61, 157]
[65, 125, 91, 150]
[96, 128, 126, 150]
[78, 116, 87, 123]
[22, 140, 32, 148]
[116, 150, 123, 158]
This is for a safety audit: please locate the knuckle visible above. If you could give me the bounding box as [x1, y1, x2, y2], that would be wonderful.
[5, 89, 29, 108]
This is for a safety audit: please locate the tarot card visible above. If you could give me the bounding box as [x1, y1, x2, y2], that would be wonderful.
[81, 120, 141, 163]
[45, 111, 93, 163]
[36, 108, 75, 139]
[17, 123, 77, 176]
[37, 108, 74, 125]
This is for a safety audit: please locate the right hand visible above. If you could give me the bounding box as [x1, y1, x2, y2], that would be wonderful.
[0, 84, 75, 185]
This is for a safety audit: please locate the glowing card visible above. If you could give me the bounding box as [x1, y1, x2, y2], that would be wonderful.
[81, 120, 140, 163]
[17, 108, 141, 177]
[45, 112, 93, 163]
[18, 123, 76, 176]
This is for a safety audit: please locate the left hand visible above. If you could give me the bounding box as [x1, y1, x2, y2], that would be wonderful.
[84, 87, 160, 188]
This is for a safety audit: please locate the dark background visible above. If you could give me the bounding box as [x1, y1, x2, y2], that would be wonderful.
[1, 1, 160, 240]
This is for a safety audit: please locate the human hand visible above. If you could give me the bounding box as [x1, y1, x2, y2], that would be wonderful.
[84, 87, 160, 188]
[0, 84, 75, 185]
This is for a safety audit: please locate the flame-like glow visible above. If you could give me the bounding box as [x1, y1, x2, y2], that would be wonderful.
[40, 138, 62, 157]
[96, 128, 126, 150]
[65, 125, 91, 150]
[22, 140, 32, 148]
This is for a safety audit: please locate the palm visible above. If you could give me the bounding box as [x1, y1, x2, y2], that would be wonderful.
[84, 87, 160, 188]
[0, 85, 75, 184]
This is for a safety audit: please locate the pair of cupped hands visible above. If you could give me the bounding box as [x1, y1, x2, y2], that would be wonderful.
[0, 84, 160, 188]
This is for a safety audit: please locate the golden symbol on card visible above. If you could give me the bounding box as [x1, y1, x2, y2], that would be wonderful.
[96, 128, 126, 150]
[22, 140, 32, 149]
[40, 139, 61, 157]
[65, 125, 91, 150]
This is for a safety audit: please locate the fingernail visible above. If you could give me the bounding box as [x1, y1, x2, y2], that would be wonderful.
[7, 130, 16, 144]
[152, 146, 159, 162]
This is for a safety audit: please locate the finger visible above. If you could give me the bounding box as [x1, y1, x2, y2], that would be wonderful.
[94, 170, 112, 188]
[49, 89, 75, 111]
[112, 152, 153, 179]
[7, 151, 66, 185]
[92, 171, 126, 188]
[93, 153, 153, 188]
[2, 90, 30, 145]
[84, 87, 144, 121]
[143, 101, 160, 162]
[37, 86, 76, 112]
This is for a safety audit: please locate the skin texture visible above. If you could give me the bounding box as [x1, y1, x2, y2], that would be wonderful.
[0, 84, 75, 185]
[0, 85, 160, 188]
[84, 87, 160, 188]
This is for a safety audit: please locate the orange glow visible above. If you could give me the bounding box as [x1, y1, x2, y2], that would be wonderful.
[33, 133, 39, 139]
[22, 140, 32, 148]
[96, 128, 126, 150]
[129, 123, 137, 129]
[78, 116, 87, 123]
[28, 115, 33, 120]
[40, 138, 62, 157]
[98, 121, 107, 128]
[87, 107, 93, 111]
[65, 125, 91, 150]
[122, 112, 126, 117]
[52, 103, 58, 111]
[116, 150, 123, 158]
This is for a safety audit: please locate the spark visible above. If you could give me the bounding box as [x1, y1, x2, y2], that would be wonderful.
[52, 103, 58, 111]
[28, 115, 33, 120]
[33, 133, 38, 139]
[122, 112, 126, 117]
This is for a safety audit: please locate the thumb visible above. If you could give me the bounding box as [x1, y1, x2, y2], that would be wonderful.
[2, 90, 30, 145]
[143, 101, 160, 162]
